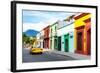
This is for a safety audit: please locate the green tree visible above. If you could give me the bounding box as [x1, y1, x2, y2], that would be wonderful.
[23, 33, 30, 44]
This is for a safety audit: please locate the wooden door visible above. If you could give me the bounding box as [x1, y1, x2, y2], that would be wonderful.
[77, 32, 83, 51]
[87, 29, 91, 55]
[76, 26, 84, 54]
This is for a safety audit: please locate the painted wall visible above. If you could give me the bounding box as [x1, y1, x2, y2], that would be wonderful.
[74, 13, 91, 55]
[44, 26, 50, 38]
[57, 23, 74, 36]
[61, 31, 74, 53]
[74, 13, 91, 28]
[40, 30, 44, 48]
[50, 37, 57, 50]
[69, 32, 74, 52]
[37, 30, 44, 48]
[61, 36, 65, 52]
[50, 22, 57, 37]
[43, 26, 50, 49]
[36, 32, 41, 47]
[50, 22, 57, 50]
[57, 21, 75, 52]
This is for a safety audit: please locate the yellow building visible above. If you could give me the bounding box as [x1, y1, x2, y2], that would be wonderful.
[74, 13, 91, 55]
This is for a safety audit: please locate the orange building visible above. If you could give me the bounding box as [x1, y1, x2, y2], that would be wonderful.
[74, 13, 91, 55]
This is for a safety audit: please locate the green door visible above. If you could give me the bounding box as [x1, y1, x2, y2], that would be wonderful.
[58, 36, 61, 51]
[64, 34, 69, 52]
[54, 37, 57, 50]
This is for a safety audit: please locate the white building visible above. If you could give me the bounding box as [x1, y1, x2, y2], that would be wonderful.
[40, 30, 44, 48]
[57, 17, 75, 53]
[36, 32, 41, 48]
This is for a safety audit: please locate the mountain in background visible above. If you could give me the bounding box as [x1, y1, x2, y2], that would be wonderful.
[23, 29, 39, 37]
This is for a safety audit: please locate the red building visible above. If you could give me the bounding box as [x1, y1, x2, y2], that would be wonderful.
[74, 13, 91, 55]
[43, 26, 50, 49]
[84, 18, 91, 55]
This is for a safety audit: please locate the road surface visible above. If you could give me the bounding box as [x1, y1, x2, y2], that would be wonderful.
[22, 48, 76, 63]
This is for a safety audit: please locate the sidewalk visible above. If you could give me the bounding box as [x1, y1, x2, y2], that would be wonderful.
[50, 50, 91, 60]
[43, 48, 51, 52]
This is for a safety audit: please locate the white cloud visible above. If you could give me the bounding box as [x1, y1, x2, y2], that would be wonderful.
[23, 22, 48, 32]
[23, 11, 79, 32]
[23, 10, 78, 23]
[23, 17, 59, 32]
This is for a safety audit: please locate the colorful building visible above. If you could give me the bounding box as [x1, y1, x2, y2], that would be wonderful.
[57, 15, 75, 53]
[39, 30, 44, 48]
[50, 22, 58, 50]
[36, 29, 44, 48]
[35, 13, 91, 56]
[43, 26, 50, 49]
[74, 13, 91, 55]
[36, 32, 41, 48]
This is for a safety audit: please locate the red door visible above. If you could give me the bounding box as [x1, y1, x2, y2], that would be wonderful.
[77, 32, 83, 51]
[75, 26, 84, 54]
[87, 29, 91, 55]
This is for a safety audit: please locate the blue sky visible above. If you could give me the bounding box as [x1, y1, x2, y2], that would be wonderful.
[22, 10, 78, 32]
[23, 10, 77, 24]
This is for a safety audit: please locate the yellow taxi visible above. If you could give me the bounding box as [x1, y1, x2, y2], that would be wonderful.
[30, 47, 43, 54]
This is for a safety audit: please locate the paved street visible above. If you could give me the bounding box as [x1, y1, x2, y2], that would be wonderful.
[22, 48, 76, 63]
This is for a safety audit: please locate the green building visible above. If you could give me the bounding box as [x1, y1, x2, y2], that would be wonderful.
[50, 22, 58, 50]
[57, 18, 75, 53]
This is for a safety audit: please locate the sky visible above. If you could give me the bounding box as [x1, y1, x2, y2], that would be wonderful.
[23, 10, 78, 32]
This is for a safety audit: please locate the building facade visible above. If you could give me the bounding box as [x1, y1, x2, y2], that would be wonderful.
[74, 13, 91, 55]
[57, 16, 75, 53]
[36, 32, 41, 48]
[43, 26, 50, 49]
[50, 22, 58, 50]
[40, 30, 44, 48]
